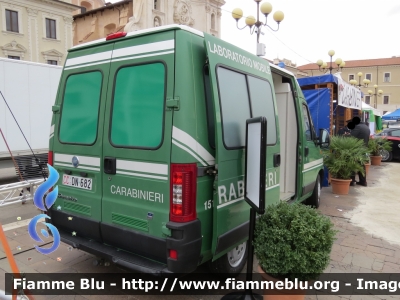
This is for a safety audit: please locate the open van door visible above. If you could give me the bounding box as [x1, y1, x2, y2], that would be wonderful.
[203, 34, 281, 261]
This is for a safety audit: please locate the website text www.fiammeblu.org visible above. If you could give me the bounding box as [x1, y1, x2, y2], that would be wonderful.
[7, 274, 400, 295]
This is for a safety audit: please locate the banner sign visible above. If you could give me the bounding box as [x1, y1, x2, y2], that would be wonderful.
[337, 78, 362, 110]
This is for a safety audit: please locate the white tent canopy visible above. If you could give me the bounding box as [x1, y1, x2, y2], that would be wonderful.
[361, 102, 382, 117]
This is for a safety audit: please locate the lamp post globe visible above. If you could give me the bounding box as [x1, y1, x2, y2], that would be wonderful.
[231, 1, 284, 56]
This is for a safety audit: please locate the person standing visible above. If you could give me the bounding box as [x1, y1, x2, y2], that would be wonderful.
[350, 116, 370, 186]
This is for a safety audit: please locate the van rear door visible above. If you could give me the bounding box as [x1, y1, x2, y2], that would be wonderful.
[203, 34, 281, 258]
[51, 44, 113, 241]
[100, 31, 174, 262]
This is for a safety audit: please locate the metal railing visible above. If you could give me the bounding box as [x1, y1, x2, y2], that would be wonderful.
[0, 179, 44, 206]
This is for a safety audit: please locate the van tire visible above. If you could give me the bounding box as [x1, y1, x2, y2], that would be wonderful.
[306, 176, 320, 208]
[207, 241, 247, 276]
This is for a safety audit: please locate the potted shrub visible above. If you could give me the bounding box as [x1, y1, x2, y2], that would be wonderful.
[254, 202, 337, 300]
[368, 137, 392, 166]
[365, 156, 371, 176]
[323, 136, 369, 195]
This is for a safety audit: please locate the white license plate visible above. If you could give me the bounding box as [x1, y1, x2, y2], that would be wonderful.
[62, 174, 92, 190]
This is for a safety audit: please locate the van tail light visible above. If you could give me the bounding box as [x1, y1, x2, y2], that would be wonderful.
[170, 163, 197, 222]
[47, 151, 54, 193]
[169, 249, 178, 259]
[48, 151, 53, 166]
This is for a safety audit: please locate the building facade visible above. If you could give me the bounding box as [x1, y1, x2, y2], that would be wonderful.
[298, 57, 400, 114]
[272, 57, 308, 78]
[0, 0, 80, 65]
[73, 0, 225, 46]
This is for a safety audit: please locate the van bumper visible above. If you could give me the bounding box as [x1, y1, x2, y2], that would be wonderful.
[50, 210, 202, 274]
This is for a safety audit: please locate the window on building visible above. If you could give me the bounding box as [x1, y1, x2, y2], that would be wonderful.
[211, 13, 216, 30]
[104, 23, 116, 36]
[365, 73, 372, 81]
[8, 55, 20, 60]
[154, 0, 160, 10]
[47, 60, 57, 65]
[349, 74, 354, 81]
[80, 1, 92, 11]
[5, 9, 19, 33]
[365, 96, 371, 105]
[45, 18, 56, 39]
[383, 96, 389, 105]
[384, 73, 390, 82]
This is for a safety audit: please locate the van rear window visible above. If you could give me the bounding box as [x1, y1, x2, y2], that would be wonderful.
[59, 71, 102, 144]
[217, 68, 251, 148]
[248, 76, 276, 144]
[217, 67, 276, 148]
[110, 63, 165, 148]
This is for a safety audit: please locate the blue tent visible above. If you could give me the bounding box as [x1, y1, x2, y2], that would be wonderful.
[302, 88, 331, 187]
[382, 108, 400, 120]
[297, 74, 338, 86]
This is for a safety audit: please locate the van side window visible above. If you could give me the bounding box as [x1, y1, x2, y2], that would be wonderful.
[248, 76, 276, 144]
[301, 104, 312, 141]
[110, 63, 165, 148]
[59, 71, 102, 144]
[217, 67, 251, 148]
[203, 66, 215, 149]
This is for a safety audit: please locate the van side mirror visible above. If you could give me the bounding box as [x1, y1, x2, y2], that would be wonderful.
[318, 128, 330, 149]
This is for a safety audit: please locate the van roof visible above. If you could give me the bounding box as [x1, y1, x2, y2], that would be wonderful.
[71, 24, 204, 51]
[269, 63, 296, 77]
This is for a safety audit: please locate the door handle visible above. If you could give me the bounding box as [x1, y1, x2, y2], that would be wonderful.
[273, 153, 281, 167]
[104, 157, 116, 175]
[305, 147, 309, 157]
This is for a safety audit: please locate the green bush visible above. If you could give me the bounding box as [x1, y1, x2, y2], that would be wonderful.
[254, 202, 337, 281]
[368, 137, 393, 156]
[323, 136, 369, 180]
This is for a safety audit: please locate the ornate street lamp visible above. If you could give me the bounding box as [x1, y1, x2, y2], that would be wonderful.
[349, 72, 370, 89]
[316, 50, 345, 74]
[368, 85, 383, 109]
[232, 1, 284, 56]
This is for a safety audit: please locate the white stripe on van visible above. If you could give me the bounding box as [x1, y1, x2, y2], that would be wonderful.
[303, 158, 324, 171]
[302, 164, 324, 173]
[49, 124, 54, 136]
[266, 184, 280, 191]
[172, 126, 215, 165]
[116, 170, 167, 181]
[54, 162, 100, 172]
[64, 60, 111, 71]
[111, 51, 175, 63]
[54, 153, 101, 167]
[65, 51, 112, 67]
[49, 134, 54, 140]
[116, 160, 168, 176]
[217, 197, 244, 209]
[112, 40, 174, 59]
[172, 140, 207, 166]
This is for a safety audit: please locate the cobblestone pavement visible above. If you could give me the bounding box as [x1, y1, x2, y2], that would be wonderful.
[1, 163, 400, 300]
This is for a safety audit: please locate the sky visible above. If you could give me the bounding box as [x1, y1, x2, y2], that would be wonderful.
[108, 0, 400, 67]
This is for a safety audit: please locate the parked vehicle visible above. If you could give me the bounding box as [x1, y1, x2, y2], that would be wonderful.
[47, 25, 329, 275]
[0, 57, 62, 180]
[374, 128, 400, 162]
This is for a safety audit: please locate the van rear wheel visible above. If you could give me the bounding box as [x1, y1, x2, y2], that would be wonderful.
[305, 176, 320, 208]
[207, 241, 247, 276]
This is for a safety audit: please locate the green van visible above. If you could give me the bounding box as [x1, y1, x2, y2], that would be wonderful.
[48, 25, 328, 275]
